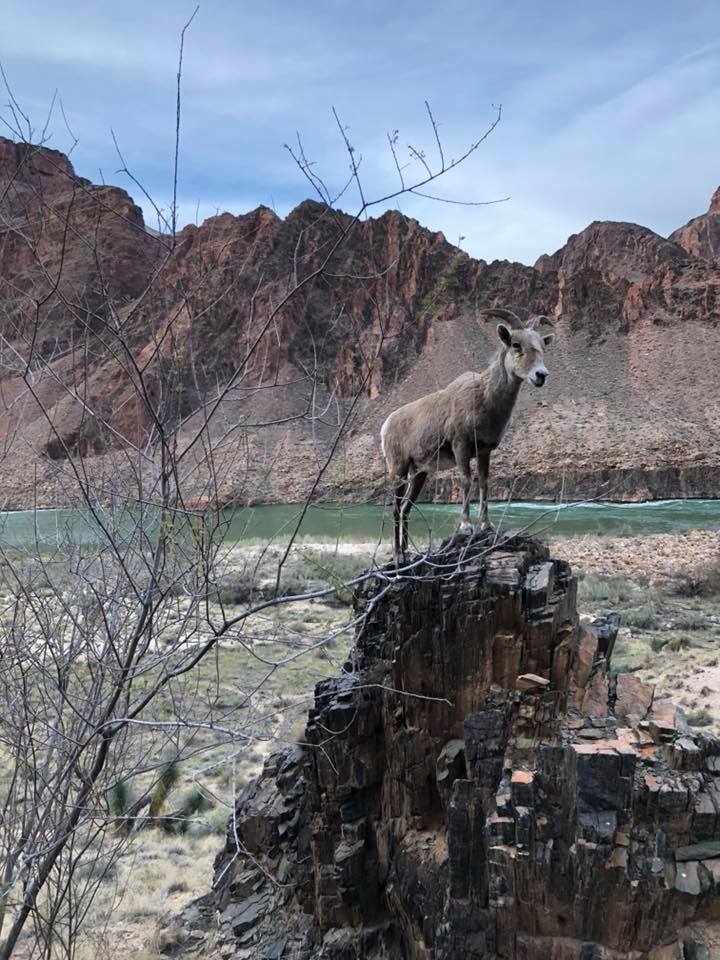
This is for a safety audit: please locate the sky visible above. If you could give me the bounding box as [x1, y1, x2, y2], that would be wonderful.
[1, 1, 719, 265]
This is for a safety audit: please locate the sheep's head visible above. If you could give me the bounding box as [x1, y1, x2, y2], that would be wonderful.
[483, 308, 555, 387]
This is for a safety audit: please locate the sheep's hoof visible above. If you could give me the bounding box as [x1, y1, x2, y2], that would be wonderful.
[457, 520, 474, 537]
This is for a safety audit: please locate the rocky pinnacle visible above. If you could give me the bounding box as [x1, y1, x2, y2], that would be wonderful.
[193, 534, 720, 959]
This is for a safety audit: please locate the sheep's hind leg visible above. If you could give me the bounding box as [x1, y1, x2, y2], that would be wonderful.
[400, 469, 427, 554]
[393, 478, 408, 562]
[477, 449, 494, 532]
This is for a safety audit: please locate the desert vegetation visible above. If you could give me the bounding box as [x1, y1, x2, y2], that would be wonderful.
[0, 541, 360, 959]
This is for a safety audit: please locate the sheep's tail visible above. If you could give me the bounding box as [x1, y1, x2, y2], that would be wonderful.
[379, 414, 391, 461]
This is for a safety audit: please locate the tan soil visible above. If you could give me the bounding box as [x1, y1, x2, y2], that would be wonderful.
[553, 528, 720, 585]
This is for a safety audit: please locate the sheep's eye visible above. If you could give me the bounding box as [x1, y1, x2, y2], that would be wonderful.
[512, 342, 522, 352]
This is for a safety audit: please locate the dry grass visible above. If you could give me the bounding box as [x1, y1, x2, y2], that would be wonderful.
[69, 832, 220, 960]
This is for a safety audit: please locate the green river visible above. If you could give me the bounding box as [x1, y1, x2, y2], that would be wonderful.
[1, 500, 719, 550]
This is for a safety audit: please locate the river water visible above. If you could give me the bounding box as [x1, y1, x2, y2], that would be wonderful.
[1, 500, 719, 550]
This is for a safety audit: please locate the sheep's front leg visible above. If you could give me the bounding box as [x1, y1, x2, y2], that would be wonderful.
[393, 479, 407, 562]
[477, 449, 493, 531]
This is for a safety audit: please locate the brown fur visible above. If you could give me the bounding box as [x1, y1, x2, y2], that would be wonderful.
[381, 309, 555, 556]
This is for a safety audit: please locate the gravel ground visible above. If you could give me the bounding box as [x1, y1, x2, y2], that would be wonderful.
[551, 528, 720, 585]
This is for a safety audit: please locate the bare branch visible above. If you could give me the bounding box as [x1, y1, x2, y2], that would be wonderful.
[172, 5, 200, 242]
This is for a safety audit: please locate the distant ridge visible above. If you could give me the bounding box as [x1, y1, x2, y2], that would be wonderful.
[0, 134, 719, 507]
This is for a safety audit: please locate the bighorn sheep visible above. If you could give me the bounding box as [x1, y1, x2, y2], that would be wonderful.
[380, 307, 555, 557]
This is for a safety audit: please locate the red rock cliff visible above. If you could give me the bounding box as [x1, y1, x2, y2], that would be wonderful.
[1, 136, 719, 507]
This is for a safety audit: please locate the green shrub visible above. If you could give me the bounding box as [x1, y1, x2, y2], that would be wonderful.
[609, 663, 636, 675]
[216, 569, 320, 605]
[149, 761, 180, 820]
[310, 550, 369, 582]
[206, 806, 230, 835]
[577, 573, 635, 604]
[299, 549, 370, 605]
[107, 780, 133, 817]
[165, 786, 213, 835]
[686, 707, 713, 727]
[623, 605, 661, 631]
[672, 611, 709, 631]
[213, 549, 372, 610]
[216, 572, 260, 606]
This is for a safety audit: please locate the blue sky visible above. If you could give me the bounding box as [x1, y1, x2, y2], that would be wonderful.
[2, 1, 719, 264]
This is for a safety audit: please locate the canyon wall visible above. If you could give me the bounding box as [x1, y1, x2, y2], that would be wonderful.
[1, 136, 719, 507]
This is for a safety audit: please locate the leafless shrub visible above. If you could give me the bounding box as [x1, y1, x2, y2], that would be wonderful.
[673, 558, 720, 598]
[0, 20, 507, 958]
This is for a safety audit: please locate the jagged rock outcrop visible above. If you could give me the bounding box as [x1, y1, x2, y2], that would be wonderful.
[535, 220, 691, 286]
[1, 136, 720, 506]
[199, 535, 720, 958]
[670, 187, 720, 262]
[534, 219, 720, 333]
[0, 137, 161, 339]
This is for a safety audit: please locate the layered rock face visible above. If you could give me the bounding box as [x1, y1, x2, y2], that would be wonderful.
[1, 134, 720, 505]
[207, 536, 720, 959]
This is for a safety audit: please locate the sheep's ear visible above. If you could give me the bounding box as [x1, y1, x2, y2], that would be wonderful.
[542, 332, 555, 348]
[497, 323, 512, 347]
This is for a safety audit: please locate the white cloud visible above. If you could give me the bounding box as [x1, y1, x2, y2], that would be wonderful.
[2, 1, 719, 263]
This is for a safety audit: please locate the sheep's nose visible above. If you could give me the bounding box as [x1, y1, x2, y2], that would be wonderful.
[534, 371, 547, 387]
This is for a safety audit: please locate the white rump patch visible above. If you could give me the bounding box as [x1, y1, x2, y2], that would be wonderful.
[380, 415, 391, 459]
